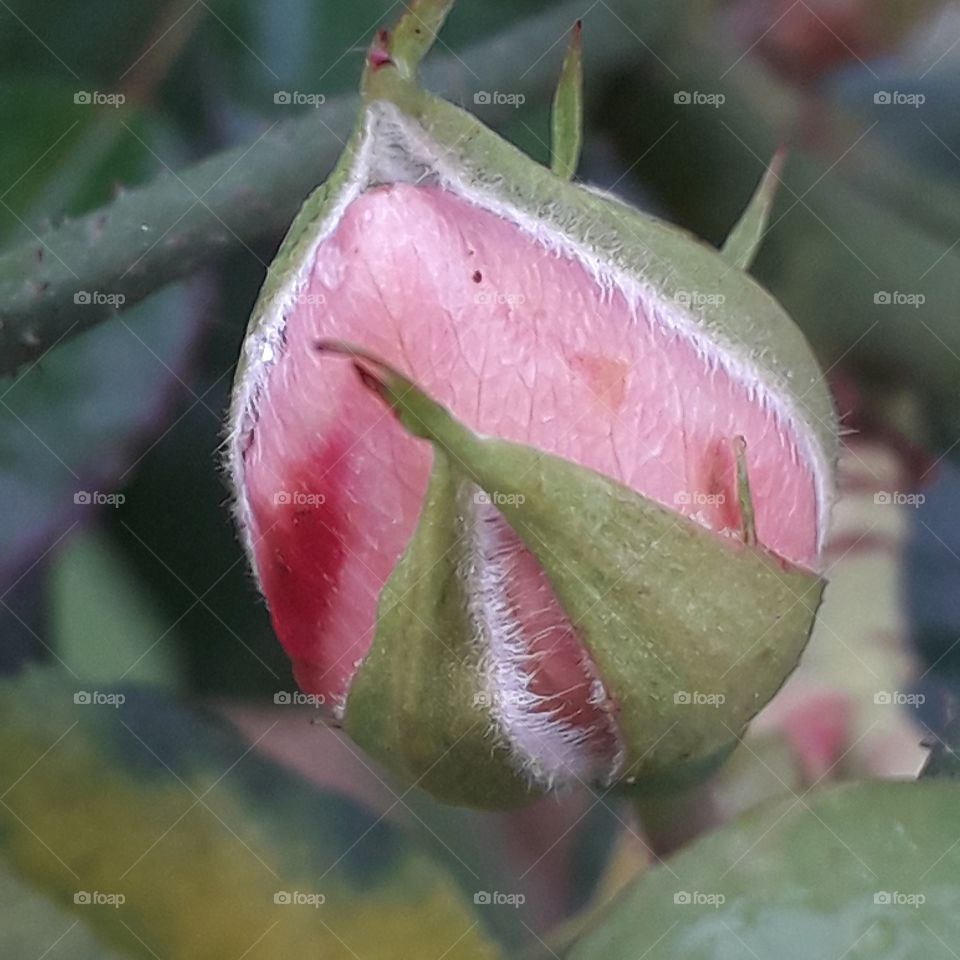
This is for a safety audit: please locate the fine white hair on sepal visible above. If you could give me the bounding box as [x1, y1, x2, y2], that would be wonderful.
[465, 494, 624, 789]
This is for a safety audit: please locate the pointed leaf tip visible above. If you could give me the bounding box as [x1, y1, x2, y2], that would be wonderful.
[551, 20, 584, 181]
[316, 339, 458, 445]
[721, 147, 788, 271]
[315, 339, 412, 399]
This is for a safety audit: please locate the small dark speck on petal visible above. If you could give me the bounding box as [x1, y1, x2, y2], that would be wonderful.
[472, 270, 482, 283]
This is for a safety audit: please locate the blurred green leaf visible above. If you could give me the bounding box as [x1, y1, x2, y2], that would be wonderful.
[0, 668, 501, 960]
[0, 80, 201, 599]
[596, 13, 960, 439]
[0, 859, 131, 959]
[0, 280, 200, 588]
[50, 528, 181, 687]
[100, 254, 286, 697]
[569, 781, 960, 959]
[0, 0, 158, 85]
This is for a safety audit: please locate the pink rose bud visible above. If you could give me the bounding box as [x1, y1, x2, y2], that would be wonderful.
[227, 3, 836, 808]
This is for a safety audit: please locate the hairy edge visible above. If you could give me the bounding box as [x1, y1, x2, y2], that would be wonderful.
[467, 495, 625, 788]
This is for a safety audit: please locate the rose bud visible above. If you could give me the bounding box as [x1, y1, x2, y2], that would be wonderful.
[227, 1, 836, 808]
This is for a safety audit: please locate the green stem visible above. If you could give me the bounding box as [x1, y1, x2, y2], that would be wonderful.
[629, 781, 717, 858]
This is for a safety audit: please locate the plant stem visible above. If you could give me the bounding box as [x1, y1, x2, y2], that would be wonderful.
[630, 782, 717, 859]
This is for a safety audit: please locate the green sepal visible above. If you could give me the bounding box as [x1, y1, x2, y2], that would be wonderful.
[551, 21, 583, 181]
[721, 147, 787, 270]
[343, 448, 538, 809]
[326, 344, 824, 786]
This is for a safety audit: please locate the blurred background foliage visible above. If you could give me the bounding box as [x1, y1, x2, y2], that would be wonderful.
[3, 0, 960, 957]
